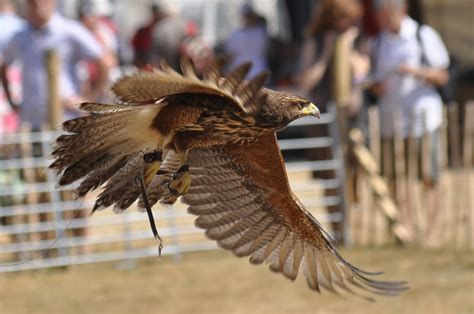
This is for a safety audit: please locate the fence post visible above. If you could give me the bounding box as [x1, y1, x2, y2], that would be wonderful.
[462, 102, 473, 249]
[330, 34, 352, 245]
[448, 104, 461, 168]
[46, 50, 62, 128]
[406, 111, 420, 236]
[328, 104, 349, 244]
[45, 49, 68, 259]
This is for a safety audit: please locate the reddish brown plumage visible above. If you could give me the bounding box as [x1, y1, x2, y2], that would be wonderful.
[50, 58, 406, 298]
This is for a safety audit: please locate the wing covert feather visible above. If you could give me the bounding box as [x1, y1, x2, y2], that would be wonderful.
[112, 58, 268, 114]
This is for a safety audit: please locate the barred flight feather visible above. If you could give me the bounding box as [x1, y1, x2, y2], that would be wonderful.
[182, 141, 408, 299]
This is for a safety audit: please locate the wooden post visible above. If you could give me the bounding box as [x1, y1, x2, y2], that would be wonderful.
[46, 49, 62, 128]
[43, 49, 63, 257]
[447, 104, 464, 247]
[368, 106, 380, 245]
[448, 104, 461, 168]
[421, 111, 432, 184]
[463, 102, 474, 168]
[368, 106, 380, 168]
[439, 107, 449, 243]
[421, 111, 432, 239]
[329, 34, 352, 244]
[406, 111, 420, 235]
[462, 102, 473, 249]
[393, 111, 408, 241]
[332, 35, 351, 108]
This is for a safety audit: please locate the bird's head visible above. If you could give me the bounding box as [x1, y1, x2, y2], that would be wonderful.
[258, 89, 320, 128]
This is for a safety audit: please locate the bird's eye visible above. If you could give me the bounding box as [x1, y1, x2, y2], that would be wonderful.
[297, 102, 306, 110]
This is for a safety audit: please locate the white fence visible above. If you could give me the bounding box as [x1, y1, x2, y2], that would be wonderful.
[0, 108, 346, 272]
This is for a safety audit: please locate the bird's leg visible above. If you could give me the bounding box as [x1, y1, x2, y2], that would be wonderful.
[139, 150, 165, 256]
[168, 151, 191, 197]
[135, 174, 164, 257]
[143, 150, 163, 164]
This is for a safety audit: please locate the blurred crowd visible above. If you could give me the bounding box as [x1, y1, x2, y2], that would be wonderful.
[0, 0, 455, 244]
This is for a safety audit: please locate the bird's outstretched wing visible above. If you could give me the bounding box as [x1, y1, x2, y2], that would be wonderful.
[112, 58, 268, 115]
[181, 133, 407, 299]
[50, 58, 270, 211]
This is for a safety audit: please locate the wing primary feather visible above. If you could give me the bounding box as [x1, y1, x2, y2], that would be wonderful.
[290, 237, 304, 280]
[247, 222, 280, 255]
[160, 59, 180, 76]
[206, 210, 266, 240]
[315, 251, 338, 294]
[263, 228, 287, 261]
[180, 57, 199, 81]
[221, 62, 252, 94]
[237, 71, 269, 113]
[203, 56, 225, 85]
[303, 245, 320, 292]
[232, 214, 274, 255]
[276, 232, 294, 273]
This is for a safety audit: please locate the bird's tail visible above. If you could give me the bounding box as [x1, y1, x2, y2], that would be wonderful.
[50, 102, 163, 211]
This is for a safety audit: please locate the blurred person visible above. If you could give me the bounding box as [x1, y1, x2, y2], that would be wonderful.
[296, 0, 368, 238]
[131, 3, 166, 68]
[178, 21, 214, 75]
[1, 0, 108, 126]
[224, 3, 269, 79]
[78, 1, 118, 100]
[151, 10, 212, 72]
[0, 0, 109, 251]
[0, 0, 25, 257]
[0, 0, 23, 136]
[0, 0, 23, 51]
[370, 0, 449, 244]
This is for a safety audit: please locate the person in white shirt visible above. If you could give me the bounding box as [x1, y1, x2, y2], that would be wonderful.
[371, 0, 449, 244]
[1, 0, 108, 130]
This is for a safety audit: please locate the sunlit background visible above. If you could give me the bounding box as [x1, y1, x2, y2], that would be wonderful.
[1, 0, 473, 313]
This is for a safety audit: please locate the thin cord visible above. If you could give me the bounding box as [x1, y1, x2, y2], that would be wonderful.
[0, 197, 86, 267]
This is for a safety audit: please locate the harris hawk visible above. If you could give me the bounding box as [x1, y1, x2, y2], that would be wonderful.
[50, 58, 407, 299]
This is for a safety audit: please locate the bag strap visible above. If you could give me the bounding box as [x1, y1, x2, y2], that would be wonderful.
[370, 35, 382, 74]
[416, 24, 429, 66]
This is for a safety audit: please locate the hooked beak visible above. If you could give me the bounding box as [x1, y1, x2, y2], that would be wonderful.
[302, 102, 320, 119]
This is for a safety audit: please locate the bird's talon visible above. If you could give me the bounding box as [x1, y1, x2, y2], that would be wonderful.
[156, 169, 171, 176]
[169, 170, 191, 195]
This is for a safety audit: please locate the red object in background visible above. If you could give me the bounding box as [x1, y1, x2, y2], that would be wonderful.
[132, 26, 154, 57]
[0, 66, 21, 134]
[185, 21, 198, 37]
[2, 111, 19, 134]
[361, 0, 380, 36]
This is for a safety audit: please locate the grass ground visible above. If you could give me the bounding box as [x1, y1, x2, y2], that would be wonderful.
[1, 247, 473, 314]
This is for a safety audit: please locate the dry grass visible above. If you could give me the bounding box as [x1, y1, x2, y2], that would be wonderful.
[1, 247, 473, 314]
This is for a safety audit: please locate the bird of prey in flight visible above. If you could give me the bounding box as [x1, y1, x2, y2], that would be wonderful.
[50, 58, 407, 299]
